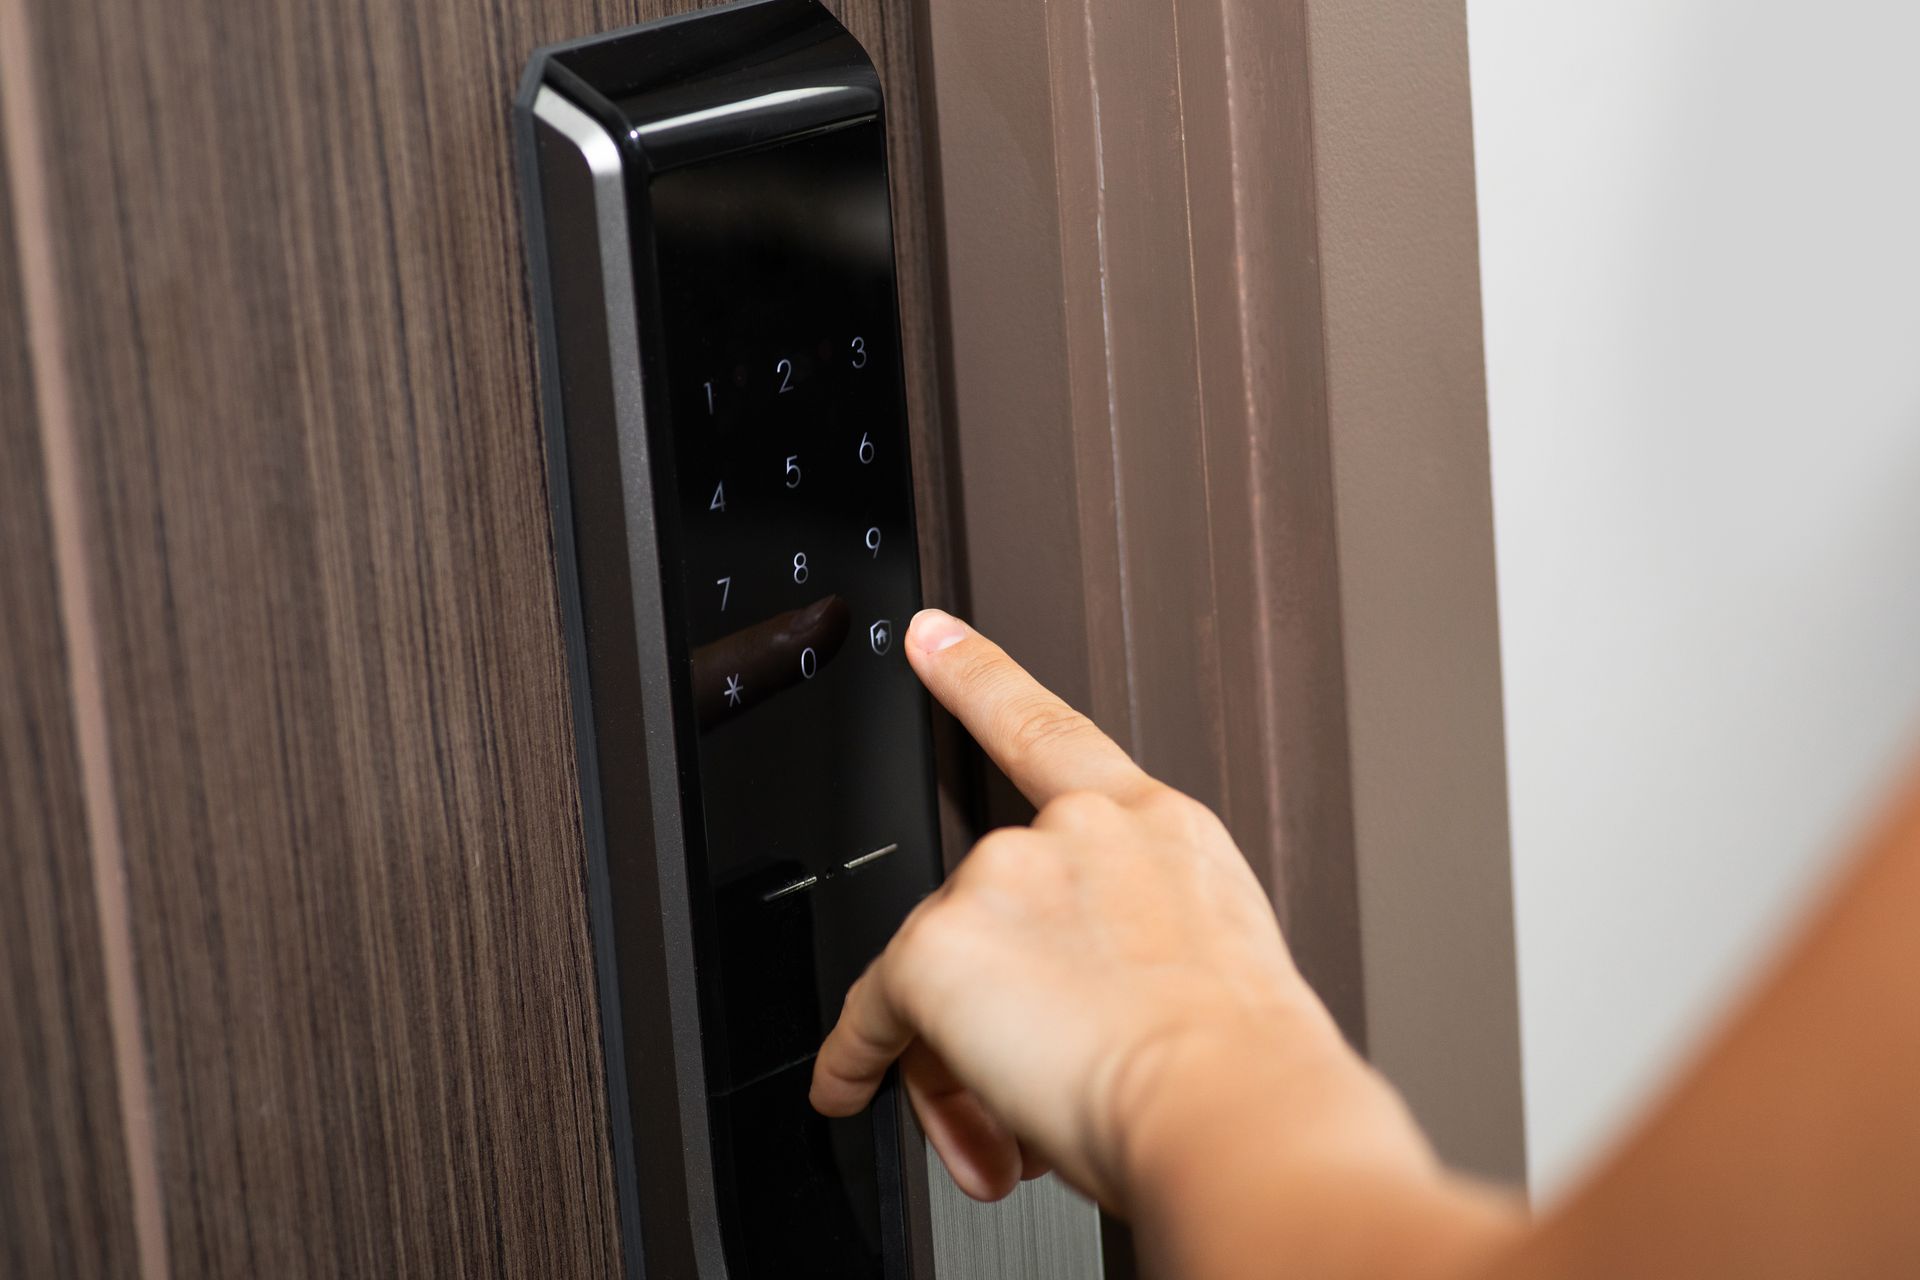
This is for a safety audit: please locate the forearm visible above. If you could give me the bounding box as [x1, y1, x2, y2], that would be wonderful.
[1119, 1026, 1524, 1280]
[1125, 763, 1920, 1280]
[1488, 767, 1920, 1279]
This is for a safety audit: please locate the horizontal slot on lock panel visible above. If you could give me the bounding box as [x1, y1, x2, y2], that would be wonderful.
[762, 874, 820, 903]
[842, 842, 898, 872]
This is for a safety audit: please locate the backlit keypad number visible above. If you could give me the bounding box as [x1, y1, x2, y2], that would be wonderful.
[711, 332, 872, 412]
[696, 329, 896, 638]
[800, 646, 818, 680]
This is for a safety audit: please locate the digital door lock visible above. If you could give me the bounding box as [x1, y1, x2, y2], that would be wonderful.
[515, 1, 942, 1273]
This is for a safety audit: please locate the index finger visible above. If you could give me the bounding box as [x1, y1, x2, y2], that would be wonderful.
[903, 610, 1155, 808]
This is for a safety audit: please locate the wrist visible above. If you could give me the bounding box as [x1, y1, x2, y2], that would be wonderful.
[1097, 1001, 1363, 1204]
[1104, 1013, 1524, 1280]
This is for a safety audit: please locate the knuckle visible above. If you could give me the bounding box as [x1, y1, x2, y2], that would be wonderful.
[960, 828, 1030, 881]
[886, 904, 957, 989]
[1142, 784, 1202, 818]
[891, 893, 943, 946]
[1039, 789, 1120, 831]
[891, 902, 972, 989]
[1139, 785, 1218, 834]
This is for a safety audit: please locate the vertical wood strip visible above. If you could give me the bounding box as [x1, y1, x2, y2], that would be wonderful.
[0, 5, 171, 1274]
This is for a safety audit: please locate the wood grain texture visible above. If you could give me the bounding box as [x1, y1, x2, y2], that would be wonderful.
[0, 145, 144, 1280]
[6, 0, 953, 1272]
[13, 0, 635, 1271]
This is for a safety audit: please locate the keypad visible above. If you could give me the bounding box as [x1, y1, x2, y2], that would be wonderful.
[650, 119, 942, 1107]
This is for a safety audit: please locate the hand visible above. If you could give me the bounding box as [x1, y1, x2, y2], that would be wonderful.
[809, 609, 1367, 1209]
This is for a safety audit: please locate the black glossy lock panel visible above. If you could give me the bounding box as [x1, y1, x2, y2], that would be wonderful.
[655, 120, 939, 1275]
[656, 119, 935, 1093]
[519, 5, 940, 1272]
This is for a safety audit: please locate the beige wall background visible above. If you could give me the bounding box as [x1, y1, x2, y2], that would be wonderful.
[1469, 0, 1920, 1194]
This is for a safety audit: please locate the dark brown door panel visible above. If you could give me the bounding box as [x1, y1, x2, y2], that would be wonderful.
[0, 0, 943, 1273]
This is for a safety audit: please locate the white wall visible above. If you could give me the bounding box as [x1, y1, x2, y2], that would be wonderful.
[1465, 2, 1920, 1194]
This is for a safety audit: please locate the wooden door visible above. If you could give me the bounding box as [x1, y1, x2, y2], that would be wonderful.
[0, 0, 1037, 1274]
[4, 0, 1521, 1273]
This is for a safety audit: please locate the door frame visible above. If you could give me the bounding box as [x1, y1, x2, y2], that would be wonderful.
[910, 0, 1525, 1212]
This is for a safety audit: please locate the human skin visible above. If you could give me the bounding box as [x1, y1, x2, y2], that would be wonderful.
[811, 609, 1920, 1278]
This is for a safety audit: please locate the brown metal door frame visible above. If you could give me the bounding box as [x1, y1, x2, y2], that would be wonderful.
[913, 0, 1525, 1188]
